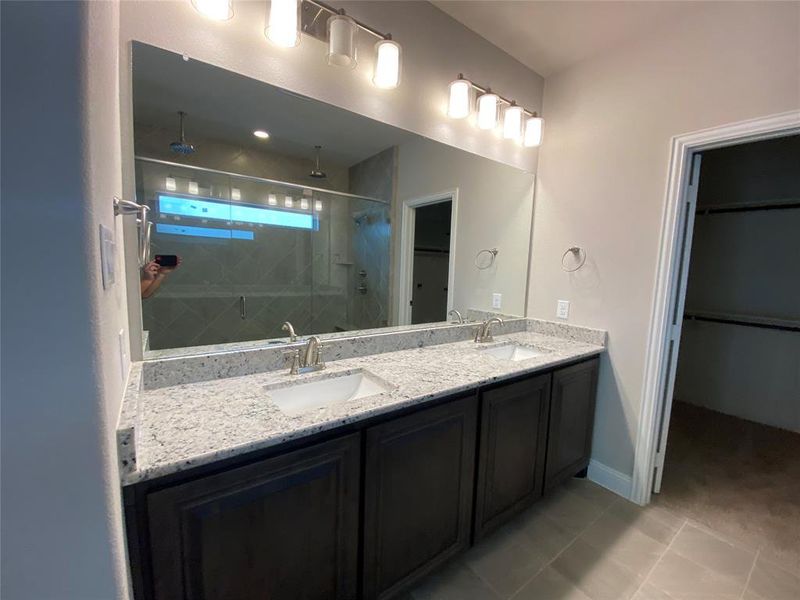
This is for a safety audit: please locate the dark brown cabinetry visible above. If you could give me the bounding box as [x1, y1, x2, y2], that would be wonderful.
[474, 373, 551, 540]
[544, 358, 599, 490]
[145, 434, 360, 600]
[362, 394, 478, 600]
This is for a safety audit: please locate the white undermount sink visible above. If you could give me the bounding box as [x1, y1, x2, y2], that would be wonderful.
[266, 370, 392, 416]
[481, 343, 549, 362]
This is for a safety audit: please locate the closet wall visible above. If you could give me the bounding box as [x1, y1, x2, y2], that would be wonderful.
[674, 135, 800, 432]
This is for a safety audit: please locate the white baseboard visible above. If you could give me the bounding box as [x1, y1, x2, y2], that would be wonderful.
[587, 459, 633, 500]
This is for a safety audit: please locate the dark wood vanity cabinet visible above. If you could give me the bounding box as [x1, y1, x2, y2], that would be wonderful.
[362, 394, 478, 600]
[544, 358, 600, 491]
[145, 434, 360, 600]
[474, 373, 551, 541]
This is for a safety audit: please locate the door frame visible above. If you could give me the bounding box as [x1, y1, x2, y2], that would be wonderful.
[398, 189, 459, 326]
[631, 110, 800, 506]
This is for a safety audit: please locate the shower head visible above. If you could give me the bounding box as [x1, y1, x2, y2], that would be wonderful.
[309, 145, 326, 179]
[170, 111, 196, 155]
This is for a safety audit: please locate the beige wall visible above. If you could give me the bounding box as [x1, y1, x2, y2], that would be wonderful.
[528, 1, 800, 478]
[396, 137, 535, 319]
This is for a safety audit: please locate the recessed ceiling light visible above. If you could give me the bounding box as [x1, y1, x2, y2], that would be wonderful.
[253, 130, 270, 139]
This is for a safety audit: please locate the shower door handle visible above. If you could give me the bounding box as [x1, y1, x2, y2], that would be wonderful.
[239, 295, 246, 320]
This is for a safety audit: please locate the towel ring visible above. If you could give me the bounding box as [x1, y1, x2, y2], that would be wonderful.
[561, 246, 586, 272]
[475, 248, 498, 270]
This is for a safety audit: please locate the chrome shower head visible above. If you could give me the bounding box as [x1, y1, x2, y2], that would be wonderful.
[170, 111, 195, 155]
[309, 145, 326, 179]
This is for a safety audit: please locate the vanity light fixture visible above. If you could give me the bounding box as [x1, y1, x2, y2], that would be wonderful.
[191, 0, 233, 20]
[373, 37, 401, 89]
[165, 176, 177, 192]
[503, 103, 524, 140]
[188, 181, 200, 195]
[268, 194, 278, 206]
[266, 0, 300, 48]
[300, 198, 309, 210]
[523, 114, 544, 147]
[253, 129, 270, 139]
[314, 200, 323, 212]
[231, 187, 241, 200]
[447, 76, 471, 119]
[284, 195, 294, 208]
[327, 12, 358, 68]
[476, 91, 498, 130]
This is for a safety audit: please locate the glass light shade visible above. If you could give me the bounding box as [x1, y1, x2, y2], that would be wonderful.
[300, 198, 309, 210]
[524, 116, 544, 147]
[192, 0, 233, 21]
[188, 181, 199, 195]
[165, 176, 177, 191]
[503, 105, 524, 140]
[231, 187, 241, 201]
[268, 194, 278, 205]
[284, 195, 293, 208]
[327, 14, 358, 68]
[477, 93, 499, 130]
[447, 79, 471, 119]
[373, 39, 401, 89]
[266, 0, 299, 48]
[314, 200, 323, 212]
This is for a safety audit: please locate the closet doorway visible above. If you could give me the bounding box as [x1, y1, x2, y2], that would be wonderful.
[652, 134, 800, 563]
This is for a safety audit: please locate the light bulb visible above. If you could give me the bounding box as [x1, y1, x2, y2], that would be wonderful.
[165, 177, 177, 191]
[191, 0, 233, 21]
[231, 187, 241, 201]
[477, 93, 498, 130]
[524, 115, 544, 147]
[253, 129, 270, 139]
[447, 78, 471, 119]
[268, 194, 277, 206]
[300, 198, 309, 210]
[266, 0, 299, 48]
[188, 181, 199, 195]
[327, 14, 357, 68]
[314, 200, 323, 212]
[284, 195, 293, 208]
[373, 39, 401, 89]
[503, 104, 524, 140]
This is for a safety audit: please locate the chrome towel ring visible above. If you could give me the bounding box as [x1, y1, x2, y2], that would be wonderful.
[561, 246, 586, 272]
[475, 248, 498, 270]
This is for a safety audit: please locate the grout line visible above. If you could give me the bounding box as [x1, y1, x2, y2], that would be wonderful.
[738, 548, 760, 600]
[630, 518, 688, 599]
[507, 492, 621, 600]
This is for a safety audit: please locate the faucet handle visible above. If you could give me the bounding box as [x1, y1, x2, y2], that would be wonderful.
[283, 349, 301, 375]
[316, 344, 326, 368]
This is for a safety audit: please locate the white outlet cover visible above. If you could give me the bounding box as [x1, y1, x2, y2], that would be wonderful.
[557, 300, 570, 320]
[492, 293, 502, 309]
[99, 224, 116, 289]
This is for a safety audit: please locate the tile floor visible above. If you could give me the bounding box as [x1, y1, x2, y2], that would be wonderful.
[403, 478, 800, 600]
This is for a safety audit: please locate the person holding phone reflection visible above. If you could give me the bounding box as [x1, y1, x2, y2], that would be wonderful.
[141, 255, 181, 299]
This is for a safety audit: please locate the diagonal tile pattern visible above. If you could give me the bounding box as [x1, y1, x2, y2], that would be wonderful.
[407, 479, 799, 600]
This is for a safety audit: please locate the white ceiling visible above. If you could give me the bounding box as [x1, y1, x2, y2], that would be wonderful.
[433, 1, 700, 77]
[132, 43, 414, 168]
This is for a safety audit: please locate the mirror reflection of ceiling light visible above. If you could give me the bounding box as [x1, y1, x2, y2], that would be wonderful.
[165, 176, 177, 191]
[284, 195, 293, 208]
[268, 194, 278, 206]
[300, 198, 309, 210]
[231, 187, 241, 200]
[188, 181, 199, 195]
[253, 129, 270, 139]
[191, 0, 233, 21]
[314, 200, 323, 212]
[447, 74, 544, 147]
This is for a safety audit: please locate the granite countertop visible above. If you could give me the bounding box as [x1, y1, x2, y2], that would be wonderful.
[120, 328, 604, 486]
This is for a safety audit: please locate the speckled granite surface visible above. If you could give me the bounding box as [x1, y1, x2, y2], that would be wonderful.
[119, 325, 604, 486]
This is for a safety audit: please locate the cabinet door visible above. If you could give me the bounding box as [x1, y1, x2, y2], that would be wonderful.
[544, 358, 600, 491]
[147, 434, 360, 600]
[363, 395, 478, 600]
[474, 373, 551, 540]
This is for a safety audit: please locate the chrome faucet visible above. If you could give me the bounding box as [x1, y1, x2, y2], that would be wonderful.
[474, 317, 503, 343]
[285, 335, 325, 375]
[281, 321, 297, 342]
[448, 309, 464, 324]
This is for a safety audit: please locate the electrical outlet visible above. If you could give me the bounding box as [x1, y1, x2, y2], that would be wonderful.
[492, 293, 502, 309]
[557, 300, 570, 320]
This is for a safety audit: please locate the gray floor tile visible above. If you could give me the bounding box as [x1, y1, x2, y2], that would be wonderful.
[550, 538, 643, 600]
[516, 505, 578, 563]
[536, 487, 606, 536]
[410, 560, 502, 600]
[668, 523, 756, 585]
[608, 500, 685, 546]
[578, 512, 667, 576]
[512, 566, 592, 600]
[563, 479, 620, 510]
[745, 554, 800, 600]
[630, 582, 675, 600]
[645, 550, 745, 598]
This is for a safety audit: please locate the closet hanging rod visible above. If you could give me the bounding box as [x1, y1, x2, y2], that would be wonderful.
[696, 200, 800, 215]
[684, 312, 800, 333]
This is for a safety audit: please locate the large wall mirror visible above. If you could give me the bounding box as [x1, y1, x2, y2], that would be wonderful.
[131, 42, 535, 355]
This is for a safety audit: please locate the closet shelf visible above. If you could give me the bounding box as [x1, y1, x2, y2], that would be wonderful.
[695, 198, 800, 215]
[683, 310, 800, 333]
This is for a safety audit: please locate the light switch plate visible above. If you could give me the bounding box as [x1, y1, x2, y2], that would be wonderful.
[99, 224, 116, 289]
[492, 293, 502, 309]
[557, 300, 570, 320]
[118, 329, 127, 381]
